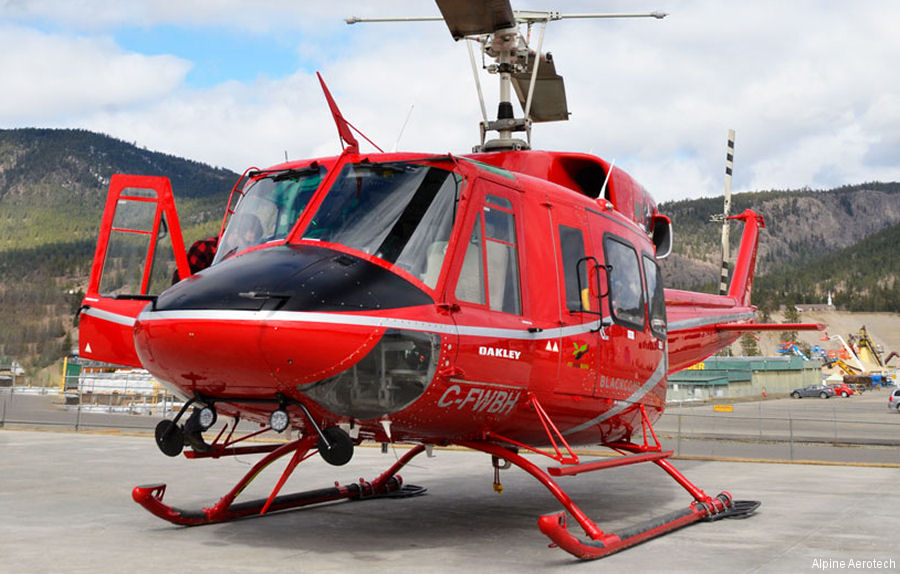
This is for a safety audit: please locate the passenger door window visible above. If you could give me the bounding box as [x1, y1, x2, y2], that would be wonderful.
[559, 225, 590, 313]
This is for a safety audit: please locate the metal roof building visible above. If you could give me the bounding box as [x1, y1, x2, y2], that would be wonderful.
[667, 356, 821, 402]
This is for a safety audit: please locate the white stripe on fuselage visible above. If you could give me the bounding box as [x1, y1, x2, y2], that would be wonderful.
[135, 308, 607, 341]
[81, 306, 137, 327]
[90, 304, 752, 342]
[668, 311, 755, 332]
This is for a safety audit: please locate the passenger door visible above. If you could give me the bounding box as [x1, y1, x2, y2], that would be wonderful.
[79, 175, 190, 367]
[551, 207, 601, 397]
[594, 233, 663, 404]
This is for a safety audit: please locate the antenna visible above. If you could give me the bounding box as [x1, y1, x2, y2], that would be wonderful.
[599, 158, 616, 200]
[711, 129, 735, 295]
[347, 1, 666, 152]
[393, 105, 415, 153]
[317, 72, 384, 154]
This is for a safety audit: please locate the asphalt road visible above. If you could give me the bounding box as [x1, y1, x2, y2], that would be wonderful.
[2, 429, 898, 574]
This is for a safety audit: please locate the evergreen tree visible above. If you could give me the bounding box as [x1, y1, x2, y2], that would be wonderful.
[740, 334, 761, 356]
[780, 305, 800, 343]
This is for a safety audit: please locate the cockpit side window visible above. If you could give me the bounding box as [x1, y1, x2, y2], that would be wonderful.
[214, 165, 325, 263]
[302, 162, 461, 289]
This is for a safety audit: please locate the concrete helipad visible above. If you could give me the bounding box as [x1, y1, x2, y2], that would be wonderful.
[1, 429, 898, 574]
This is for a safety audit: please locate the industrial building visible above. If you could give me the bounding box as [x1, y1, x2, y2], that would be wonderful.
[667, 356, 821, 402]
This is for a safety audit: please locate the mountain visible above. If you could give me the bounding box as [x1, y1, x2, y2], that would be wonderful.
[657, 184, 900, 313]
[0, 128, 235, 251]
[0, 129, 239, 374]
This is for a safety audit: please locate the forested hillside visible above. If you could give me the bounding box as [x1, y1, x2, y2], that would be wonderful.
[753, 222, 900, 312]
[658, 183, 900, 313]
[0, 129, 237, 374]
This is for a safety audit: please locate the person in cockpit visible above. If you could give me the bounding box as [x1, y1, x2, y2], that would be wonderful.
[220, 213, 264, 259]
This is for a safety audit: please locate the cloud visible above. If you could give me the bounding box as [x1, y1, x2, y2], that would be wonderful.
[0, 0, 438, 34]
[72, 31, 480, 171]
[3, 1, 900, 203]
[0, 25, 190, 122]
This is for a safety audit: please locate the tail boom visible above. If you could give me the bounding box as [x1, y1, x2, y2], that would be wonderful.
[665, 290, 755, 373]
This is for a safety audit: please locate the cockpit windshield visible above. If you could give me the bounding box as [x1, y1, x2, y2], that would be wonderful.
[214, 164, 325, 263]
[303, 162, 461, 289]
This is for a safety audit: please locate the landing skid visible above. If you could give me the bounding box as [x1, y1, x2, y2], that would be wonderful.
[462, 439, 759, 561]
[133, 437, 427, 526]
[457, 399, 759, 560]
[134, 405, 757, 561]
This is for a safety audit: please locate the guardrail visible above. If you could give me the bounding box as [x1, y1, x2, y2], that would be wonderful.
[657, 409, 900, 465]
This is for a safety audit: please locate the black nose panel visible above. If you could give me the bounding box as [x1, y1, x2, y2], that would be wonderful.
[155, 244, 433, 312]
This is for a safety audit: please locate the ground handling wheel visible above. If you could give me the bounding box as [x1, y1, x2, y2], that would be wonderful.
[155, 419, 184, 457]
[318, 426, 354, 466]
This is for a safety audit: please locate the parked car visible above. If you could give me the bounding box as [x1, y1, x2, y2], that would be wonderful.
[889, 388, 900, 412]
[826, 383, 855, 397]
[790, 385, 835, 399]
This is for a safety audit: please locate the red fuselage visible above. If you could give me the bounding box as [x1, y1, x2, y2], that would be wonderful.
[83, 150, 757, 449]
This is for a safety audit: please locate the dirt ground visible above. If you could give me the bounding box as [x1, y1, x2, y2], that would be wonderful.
[737, 309, 899, 362]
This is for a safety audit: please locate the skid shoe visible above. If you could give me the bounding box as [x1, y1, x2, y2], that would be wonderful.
[538, 492, 759, 560]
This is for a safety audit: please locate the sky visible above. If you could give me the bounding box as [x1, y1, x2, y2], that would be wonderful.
[2, 0, 899, 203]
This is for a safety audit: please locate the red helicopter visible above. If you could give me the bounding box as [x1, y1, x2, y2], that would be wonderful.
[77, 2, 822, 561]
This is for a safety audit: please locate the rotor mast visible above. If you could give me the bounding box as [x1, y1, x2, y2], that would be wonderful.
[347, 2, 666, 152]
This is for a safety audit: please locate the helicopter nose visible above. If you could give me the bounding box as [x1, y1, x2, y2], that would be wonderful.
[133, 244, 440, 411]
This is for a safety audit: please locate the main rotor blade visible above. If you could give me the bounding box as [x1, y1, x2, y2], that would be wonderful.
[435, 0, 516, 40]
